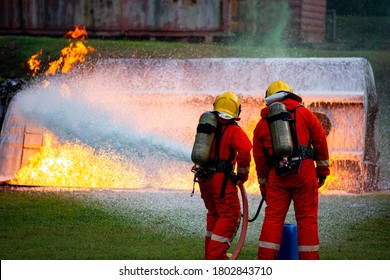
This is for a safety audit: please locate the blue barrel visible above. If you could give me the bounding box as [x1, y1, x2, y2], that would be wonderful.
[277, 223, 299, 260]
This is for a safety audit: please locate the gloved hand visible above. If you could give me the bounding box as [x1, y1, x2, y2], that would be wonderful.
[238, 172, 249, 183]
[260, 183, 266, 199]
[318, 176, 326, 188]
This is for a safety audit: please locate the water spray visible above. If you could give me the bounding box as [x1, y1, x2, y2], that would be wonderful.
[0, 57, 381, 193]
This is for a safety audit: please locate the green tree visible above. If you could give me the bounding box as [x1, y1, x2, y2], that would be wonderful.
[327, 0, 390, 16]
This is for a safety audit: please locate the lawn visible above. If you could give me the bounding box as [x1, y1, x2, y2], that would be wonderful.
[0, 188, 389, 260]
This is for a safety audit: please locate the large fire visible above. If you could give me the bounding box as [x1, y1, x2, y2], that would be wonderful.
[10, 133, 146, 189]
[9, 130, 333, 193]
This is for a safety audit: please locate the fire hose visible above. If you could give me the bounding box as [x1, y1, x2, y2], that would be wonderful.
[231, 181, 265, 260]
[231, 180, 248, 260]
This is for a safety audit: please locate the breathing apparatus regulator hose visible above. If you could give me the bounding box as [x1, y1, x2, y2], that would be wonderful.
[231, 181, 249, 260]
[248, 196, 265, 223]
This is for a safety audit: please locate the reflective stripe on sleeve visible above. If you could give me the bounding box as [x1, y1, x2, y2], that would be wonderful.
[237, 166, 250, 173]
[316, 160, 329, 167]
[205, 231, 212, 238]
[258, 241, 280, 250]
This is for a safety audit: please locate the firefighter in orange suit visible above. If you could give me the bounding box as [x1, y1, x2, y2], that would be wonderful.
[253, 80, 330, 260]
[196, 91, 252, 260]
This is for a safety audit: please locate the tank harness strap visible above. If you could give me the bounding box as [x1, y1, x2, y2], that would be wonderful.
[197, 123, 216, 134]
[267, 111, 291, 124]
[289, 107, 300, 153]
[289, 106, 314, 158]
[267, 146, 314, 167]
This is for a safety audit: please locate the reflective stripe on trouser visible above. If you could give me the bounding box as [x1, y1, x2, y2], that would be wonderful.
[258, 243, 320, 259]
[200, 173, 240, 260]
[298, 245, 320, 260]
[258, 179, 319, 260]
[259, 241, 280, 250]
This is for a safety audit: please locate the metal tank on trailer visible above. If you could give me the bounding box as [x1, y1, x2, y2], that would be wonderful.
[0, 57, 380, 193]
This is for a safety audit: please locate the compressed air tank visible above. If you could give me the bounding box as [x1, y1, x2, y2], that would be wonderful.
[191, 111, 218, 167]
[268, 102, 293, 161]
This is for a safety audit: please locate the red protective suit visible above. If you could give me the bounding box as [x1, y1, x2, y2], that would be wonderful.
[253, 98, 330, 260]
[199, 118, 252, 260]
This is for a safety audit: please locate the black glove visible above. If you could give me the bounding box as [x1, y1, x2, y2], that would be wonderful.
[238, 172, 249, 183]
[231, 173, 240, 185]
[318, 176, 326, 188]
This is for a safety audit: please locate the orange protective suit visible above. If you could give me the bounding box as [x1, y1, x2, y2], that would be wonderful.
[253, 98, 330, 260]
[199, 118, 252, 260]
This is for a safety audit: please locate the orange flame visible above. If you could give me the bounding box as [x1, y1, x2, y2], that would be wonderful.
[11, 133, 146, 189]
[27, 49, 42, 76]
[46, 26, 94, 75]
[26, 25, 94, 77]
[66, 25, 89, 40]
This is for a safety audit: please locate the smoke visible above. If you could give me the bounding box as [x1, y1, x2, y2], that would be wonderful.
[236, 0, 291, 53]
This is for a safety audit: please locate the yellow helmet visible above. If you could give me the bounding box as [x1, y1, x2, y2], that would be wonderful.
[266, 80, 293, 97]
[213, 91, 241, 119]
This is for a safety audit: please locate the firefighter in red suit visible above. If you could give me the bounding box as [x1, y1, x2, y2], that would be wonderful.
[196, 91, 252, 260]
[253, 80, 330, 260]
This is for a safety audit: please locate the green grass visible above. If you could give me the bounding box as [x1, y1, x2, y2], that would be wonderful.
[0, 190, 389, 260]
[321, 217, 389, 259]
[0, 191, 203, 260]
[1, 34, 390, 80]
[318, 194, 390, 260]
[0, 35, 235, 81]
[0, 36, 69, 80]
